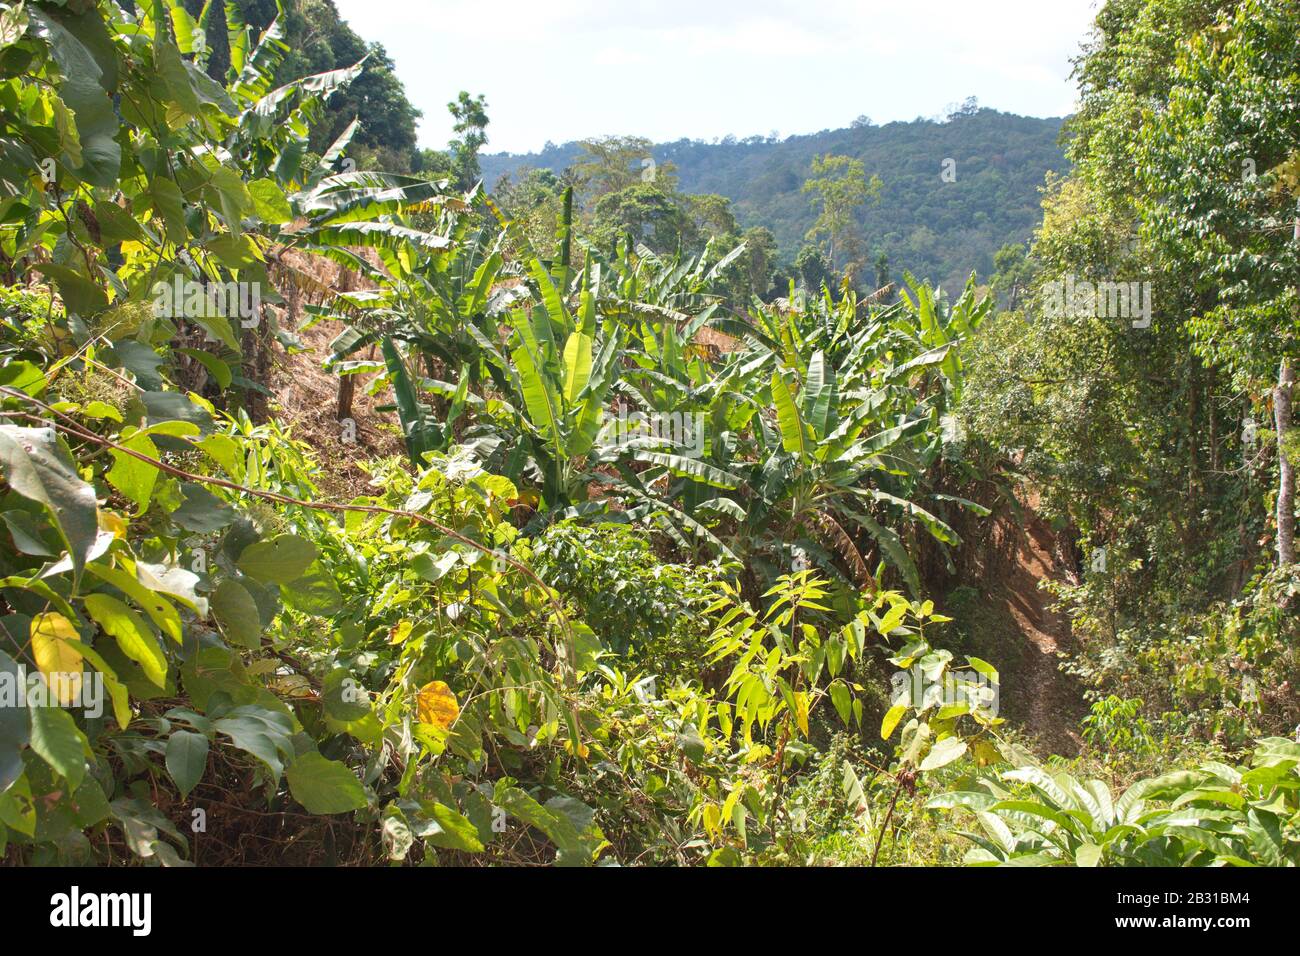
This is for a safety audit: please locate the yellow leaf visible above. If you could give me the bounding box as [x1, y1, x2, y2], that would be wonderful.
[720, 787, 742, 828]
[416, 680, 459, 729]
[881, 702, 907, 741]
[31, 612, 84, 706]
[97, 509, 128, 539]
[702, 803, 721, 839]
[388, 620, 413, 645]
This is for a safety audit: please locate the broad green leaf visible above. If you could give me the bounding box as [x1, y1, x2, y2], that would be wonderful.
[856, 512, 921, 598]
[87, 563, 183, 644]
[966, 656, 998, 682]
[630, 450, 741, 489]
[149, 177, 188, 245]
[210, 578, 262, 649]
[381, 337, 437, 465]
[0, 426, 98, 583]
[236, 534, 318, 584]
[140, 391, 213, 432]
[0, 775, 35, 836]
[280, 561, 343, 617]
[154, 35, 200, 117]
[209, 166, 253, 234]
[83, 593, 167, 687]
[111, 340, 166, 390]
[165, 730, 208, 799]
[106, 431, 161, 511]
[196, 435, 242, 478]
[561, 330, 593, 405]
[0, 360, 47, 397]
[509, 312, 565, 458]
[803, 349, 837, 439]
[171, 483, 236, 533]
[830, 682, 852, 725]
[411, 550, 459, 583]
[322, 669, 371, 723]
[29, 705, 87, 790]
[29, 9, 120, 186]
[212, 706, 294, 780]
[176, 349, 232, 390]
[492, 783, 600, 866]
[286, 752, 368, 815]
[420, 802, 485, 852]
[225, 0, 248, 74]
[3, 509, 56, 556]
[248, 178, 292, 223]
[770, 371, 811, 460]
[109, 797, 188, 863]
[29, 264, 107, 316]
[62, 639, 131, 730]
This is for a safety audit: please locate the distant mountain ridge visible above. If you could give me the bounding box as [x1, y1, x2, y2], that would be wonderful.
[480, 109, 1068, 290]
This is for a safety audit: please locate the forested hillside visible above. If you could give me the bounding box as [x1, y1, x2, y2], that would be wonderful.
[481, 108, 1067, 291]
[0, 0, 1296, 877]
[195, 2, 1067, 295]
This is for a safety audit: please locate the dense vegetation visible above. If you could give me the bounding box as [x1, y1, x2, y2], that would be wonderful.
[0, 0, 1295, 869]
[969, 0, 1300, 744]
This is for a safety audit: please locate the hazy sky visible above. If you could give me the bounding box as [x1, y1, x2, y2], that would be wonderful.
[331, 0, 1100, 155]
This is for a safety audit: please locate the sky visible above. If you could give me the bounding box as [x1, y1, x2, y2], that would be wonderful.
[331, 0, 1100, 155]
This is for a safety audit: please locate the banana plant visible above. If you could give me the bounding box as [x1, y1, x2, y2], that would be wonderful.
[466, 258, 624, 512]
[321, 196, 514, 464]
[928, 736, 1300, 866]
[599, 280, 986, 595]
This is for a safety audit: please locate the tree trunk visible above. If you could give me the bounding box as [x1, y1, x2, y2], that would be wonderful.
[337, 374, 355, 422]
[1276, 356, 1295, 567]
[1188, 356, 1200, 503]
[1209, 379, 1218, 473]
[240, 314, 270, 425]
[1282, 213, 1300, 569]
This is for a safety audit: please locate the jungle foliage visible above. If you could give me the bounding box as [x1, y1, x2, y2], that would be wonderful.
[0, 0, 1296, 869]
